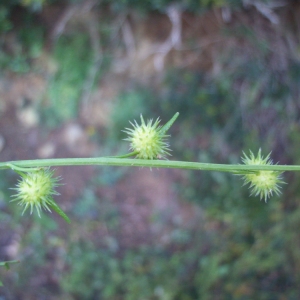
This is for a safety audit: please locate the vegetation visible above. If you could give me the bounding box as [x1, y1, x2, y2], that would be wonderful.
[1, 0, 300, 299]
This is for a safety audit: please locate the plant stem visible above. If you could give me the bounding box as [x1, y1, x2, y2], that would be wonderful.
[1, 157, 300, 172]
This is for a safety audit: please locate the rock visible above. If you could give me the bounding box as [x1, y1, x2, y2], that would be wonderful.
[37, 142, 56, 158]
[16, 106, 39, 128]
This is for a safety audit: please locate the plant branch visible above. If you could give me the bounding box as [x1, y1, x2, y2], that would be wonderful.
[1, 157, 300, 173]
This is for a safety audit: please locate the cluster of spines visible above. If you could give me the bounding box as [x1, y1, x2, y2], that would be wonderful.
[11, 168, 70, 223]
[123, 115, 171, 160]
[240, 149, 284, 201]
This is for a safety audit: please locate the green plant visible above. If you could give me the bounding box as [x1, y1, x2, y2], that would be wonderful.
[0, 6, 12, 34]
[1, 111, 299, 295]
[107, 0, 240, 13]
[42, 34, 95, 126]
[0, 260, 19, 286]
[1, 111, 297, 223]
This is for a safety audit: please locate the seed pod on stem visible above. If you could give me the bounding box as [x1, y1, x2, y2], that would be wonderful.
[123, 113, 179, 160]
[240, 149, 284, 201]
[10, 168, 70, 223]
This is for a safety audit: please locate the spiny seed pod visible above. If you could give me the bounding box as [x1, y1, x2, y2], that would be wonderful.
[123, 115, 171, 160]
[241, 149, 284, 201]
[11, 168, 60, 217]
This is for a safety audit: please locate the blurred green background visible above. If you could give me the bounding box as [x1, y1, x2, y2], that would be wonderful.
[1, 0, 300, 299]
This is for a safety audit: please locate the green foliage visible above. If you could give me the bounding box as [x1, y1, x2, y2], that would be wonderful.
[40, 27, 112, 127]
[61, 237, 207, 299]
[0, 0, 51, 11]
[107, 0, 240, 13]
[0, 260, 19, 286]
[0, 6, 12, 34]
[41, 34, 94, 126]
[0, 7, 44, 73]
[20, 0, 47, 11]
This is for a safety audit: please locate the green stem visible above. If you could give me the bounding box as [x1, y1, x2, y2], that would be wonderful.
[6, 163, 41, 173]
[106, 151, 139, 159]
[1, 158, 300, 172]
[160, 112, 179, 135]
